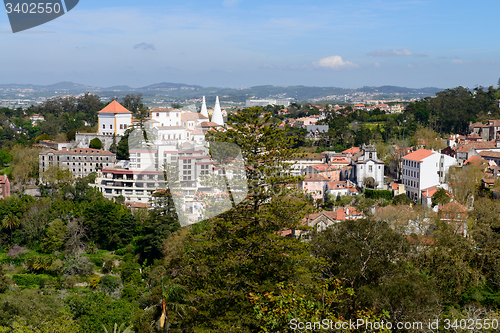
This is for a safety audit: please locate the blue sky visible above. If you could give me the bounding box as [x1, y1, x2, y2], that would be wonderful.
[0, 0, 499, 89]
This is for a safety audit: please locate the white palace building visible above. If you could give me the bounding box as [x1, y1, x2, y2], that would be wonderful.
[91, 97, 246, 226]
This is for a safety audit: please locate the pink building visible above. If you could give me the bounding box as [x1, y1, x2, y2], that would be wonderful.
[301, 174, 329, 200]
[0, 175, 11, 199]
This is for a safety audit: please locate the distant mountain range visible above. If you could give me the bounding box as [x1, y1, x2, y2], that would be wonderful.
[0, 81, 443, 103]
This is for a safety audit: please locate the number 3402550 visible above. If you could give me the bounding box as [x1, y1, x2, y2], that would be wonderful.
[5, 3, 62, 14]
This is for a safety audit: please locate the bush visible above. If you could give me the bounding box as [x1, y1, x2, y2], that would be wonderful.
[100, 275, 122, 294]
[89, 138, 103, 150]
[64, 254, 93, 276]
[364, 189, 393, 200]
[393, 193, 410, 205]
[12, 274, 54, 288]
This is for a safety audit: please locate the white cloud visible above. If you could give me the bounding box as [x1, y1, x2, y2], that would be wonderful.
[368, 49, 427, 57]
[451, 59, 465, 64]
[316, 55, 359, 69]
[374, 62, 381, 68]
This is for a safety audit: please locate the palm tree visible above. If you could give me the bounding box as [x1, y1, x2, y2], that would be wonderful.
[102, 323, 134, 333]
[2, 213, 20, 243]
[160, 281, 195, 333]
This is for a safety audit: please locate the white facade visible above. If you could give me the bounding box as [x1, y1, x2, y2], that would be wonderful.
[352, 144, 385, 189]
[97, 101, 132, 136]
[402, 149, 457, 201]
[150, 107, 182, 127]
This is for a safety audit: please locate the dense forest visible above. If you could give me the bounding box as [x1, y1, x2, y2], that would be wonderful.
[0, 86, 500, 332]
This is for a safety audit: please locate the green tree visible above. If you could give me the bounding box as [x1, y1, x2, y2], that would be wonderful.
[109, 134, 117, 153]
[160, 281, 194, 333]
[0, 264, 8, 293]
[431, 188, 450, 207]
[89, 138, 103, 150]
[165, 107, 315, 331]
[40, 219, 67, 254]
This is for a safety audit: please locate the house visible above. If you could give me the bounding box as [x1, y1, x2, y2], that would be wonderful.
[300, 174, 329, 200]
[402, 149, 457, 201]
[324, 180, 359, 198]
[438, 201, 468, 237]
[420, 185, 448, 210]
[98, 100, 133, 136]
[302, 164, 340, 181]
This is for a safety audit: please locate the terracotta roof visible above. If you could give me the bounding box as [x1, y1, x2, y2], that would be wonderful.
[330, 157, 350, 164]
[439, 201, 467, 213]
[150, 107, 176, 112]
[200, 121, 221, 127]
[479, 151, 500, 158]
[403, 149, 435, 162]
[303, 174, 329, 181]
[421, 185, 445, 198]
[342, 147, 360, 154]
[470, 122, 488, 127]
[463, 155, 485, 166]
[457, 142, 496, 152]
[98, 100, 132, 114]
[390, 183, 399, 190]
[181, 112, 208, 121]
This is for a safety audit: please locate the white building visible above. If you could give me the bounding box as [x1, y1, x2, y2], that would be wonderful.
[402, 149, 457, 201]
[98, 100, 132, 136]
[350, 144, 385, 189]
[245, 98, 291, 108]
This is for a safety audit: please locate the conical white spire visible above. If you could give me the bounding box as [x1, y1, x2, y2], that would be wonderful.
[211, 96, 224, 126]
[200, 96, 209, 118]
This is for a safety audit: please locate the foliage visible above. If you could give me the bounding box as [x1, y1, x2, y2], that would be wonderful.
[165, 107, 316, 331]
[65, 292, 136, 333]
[103, 323, 134, 333]
[11, 274, 54, 288]
[0, 265, 7, 293]
[311, 218, 440, 323]
[136, 190, 179, 263]
[89, 137, 103, 150]
[364, 189, 393, 200]
[431, 188, 451, 207]
[392, 193, 410, 205]
[40, 219, 67, 253]
[0, 311, 80, 333]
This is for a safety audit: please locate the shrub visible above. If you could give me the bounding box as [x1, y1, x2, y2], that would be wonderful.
[7, 244, 29, 258]
[12, 274, 54, 288]
[364, 189, 393, 200]
[89, 138, 103, 150]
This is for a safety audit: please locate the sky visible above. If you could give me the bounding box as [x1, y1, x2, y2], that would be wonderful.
[0, 0, 499, 89]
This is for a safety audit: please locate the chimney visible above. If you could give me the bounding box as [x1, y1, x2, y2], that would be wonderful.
[62, 147, 67, 151]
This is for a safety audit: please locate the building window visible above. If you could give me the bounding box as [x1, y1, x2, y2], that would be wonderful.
[102, 124, 105, 129]
[156, 113, 159, 117]
[120, 124, 123, 129]
[369, 166, 373, 172]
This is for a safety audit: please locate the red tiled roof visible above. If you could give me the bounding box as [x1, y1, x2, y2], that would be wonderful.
[439, 201, 467, 213]
[98, 100, 132, 114]
[479, 151, 500, 158]
[303, 174, 329, 181]
[463, 155, 484, 166]
[342, 147, 360, 154]
[403, 149, 435, 162]
[457, 142, 496, 152]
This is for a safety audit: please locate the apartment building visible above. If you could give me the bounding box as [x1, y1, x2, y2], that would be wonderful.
[402, 149, 457, 201]
[39, 148, 116, 178]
